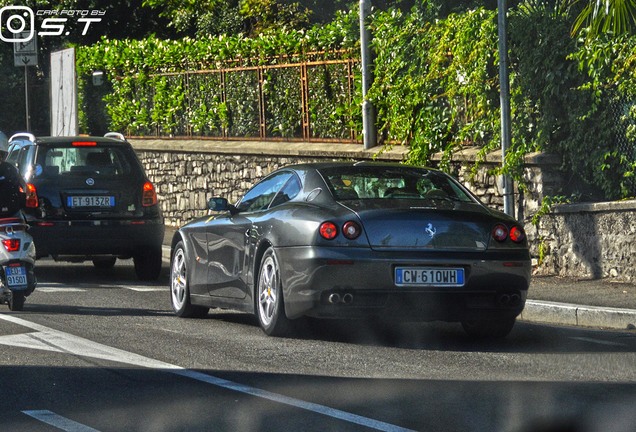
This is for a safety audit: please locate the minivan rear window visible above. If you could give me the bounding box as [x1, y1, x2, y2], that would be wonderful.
[35, 145, 135, 178]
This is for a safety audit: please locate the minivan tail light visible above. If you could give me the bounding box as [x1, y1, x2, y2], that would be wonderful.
[25, 183, 38, 208]
[72, 141, 97, 147]
[142, 181, 158, 207]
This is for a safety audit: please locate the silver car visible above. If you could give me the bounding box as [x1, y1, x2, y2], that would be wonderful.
[170, 162, 531, 338]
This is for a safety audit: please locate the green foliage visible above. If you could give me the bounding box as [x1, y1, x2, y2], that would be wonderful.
[531, 194, 572, 226]
[75, 9, 361, 138]
[369, 6, 501, 170]
[74, 0, 636, 201]
[571, 0, 636, 39]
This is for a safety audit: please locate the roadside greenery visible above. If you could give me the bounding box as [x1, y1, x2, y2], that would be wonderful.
[75, 0, 636, 201]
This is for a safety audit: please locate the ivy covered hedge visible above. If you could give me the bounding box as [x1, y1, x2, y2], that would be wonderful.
[75, 10, 361, 140]
[75, 3, 636, 201]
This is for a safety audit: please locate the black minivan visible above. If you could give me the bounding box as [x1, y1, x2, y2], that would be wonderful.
[7, 132, 164, 280]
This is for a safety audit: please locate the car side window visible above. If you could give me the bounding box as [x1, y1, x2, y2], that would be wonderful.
[237, 171, 293, 213]
[270, 174, 301, 208]
[6, 145, 20, 165]
[16, 145, 36, 179]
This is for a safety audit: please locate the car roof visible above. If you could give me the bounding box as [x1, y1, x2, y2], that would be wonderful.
[284, 160, 441, 173]
[32, 136, 129, 145]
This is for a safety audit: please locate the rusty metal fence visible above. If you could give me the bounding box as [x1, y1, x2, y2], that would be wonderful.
[119, 57, 362, 142]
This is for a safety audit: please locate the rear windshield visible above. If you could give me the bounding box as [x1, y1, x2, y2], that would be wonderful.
[35, 144, 137, 178]
[319, 166, 475, 203]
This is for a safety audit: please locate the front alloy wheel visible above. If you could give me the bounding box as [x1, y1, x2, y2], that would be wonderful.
[257, 248, 292, 337]
[170, 242, 208, 318]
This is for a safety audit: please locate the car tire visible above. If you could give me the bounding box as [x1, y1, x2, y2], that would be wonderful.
[170, 242, 209, 318]
[134, 246, 162, 281]
[93, 257, 117, 269]
[461, 317, 516, 339]
[256, 247, 292, 337]
[8, 291, 25, 311]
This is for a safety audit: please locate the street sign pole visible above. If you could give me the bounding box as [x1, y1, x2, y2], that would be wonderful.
[497, 0, 514, 217]
[13, 32, 38, 132]
[24, 66, 30, 131]
[360, 0, 376, 150]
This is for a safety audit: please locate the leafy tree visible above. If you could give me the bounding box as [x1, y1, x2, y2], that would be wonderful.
[571, 0, 636, 38]
[141, 0, 314, 36]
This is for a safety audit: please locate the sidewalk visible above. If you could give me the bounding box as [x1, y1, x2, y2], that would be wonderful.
[162, 228, 636, 331]
[521, 275, 636, 330]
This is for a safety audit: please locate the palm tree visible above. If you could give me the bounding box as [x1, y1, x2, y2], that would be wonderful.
[571, 0, 636, 38]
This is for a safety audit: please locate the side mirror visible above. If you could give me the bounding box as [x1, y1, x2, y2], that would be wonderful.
[208, 197, 238, 214]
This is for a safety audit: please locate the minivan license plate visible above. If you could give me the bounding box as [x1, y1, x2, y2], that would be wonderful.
[395, 267, 464, 287]
[68, 196, 115, 207]
[4, 265, 27, 288]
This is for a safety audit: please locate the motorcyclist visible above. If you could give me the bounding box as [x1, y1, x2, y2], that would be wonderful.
[0, 131, 27, 217]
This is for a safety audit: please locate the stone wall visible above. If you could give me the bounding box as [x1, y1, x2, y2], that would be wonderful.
[535, 201, 636, 282]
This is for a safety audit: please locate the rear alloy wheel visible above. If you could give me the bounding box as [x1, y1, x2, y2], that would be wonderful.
[257, 248, 292, 337]
[134, 246, 162, 281]
[92, 257, 117, 269]
[8, 291, 25, 311]
[170, 242, 209, 318]
[461, 317, 516, 339]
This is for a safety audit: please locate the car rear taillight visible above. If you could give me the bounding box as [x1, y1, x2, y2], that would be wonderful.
[142, 181, 158, 207]
[2, 239, 20, 252]
[319, 222, 338, 240]
[342, 221, 362, 240]
[492, 224, 509, 242]
[509, 226, 525, 243]
[72, 141, 97, 147]
[320, 221, 362, 240]
[25, 183, 38, 208]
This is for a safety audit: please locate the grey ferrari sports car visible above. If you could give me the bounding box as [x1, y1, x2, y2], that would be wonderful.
[170, 161, 531, 338]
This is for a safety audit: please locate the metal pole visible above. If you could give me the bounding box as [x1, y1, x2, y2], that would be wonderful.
[498, 0, 514, 217]
[360, 0, 376, 150]
[24, 66, 30, 131]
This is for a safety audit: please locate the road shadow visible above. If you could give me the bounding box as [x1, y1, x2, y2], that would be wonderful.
[200, 311, 636, 354]
[26, 260, 636, 355]
[33, 258, 170, 286]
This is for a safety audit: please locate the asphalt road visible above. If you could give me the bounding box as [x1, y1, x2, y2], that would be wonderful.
[0, 259, 635, 432]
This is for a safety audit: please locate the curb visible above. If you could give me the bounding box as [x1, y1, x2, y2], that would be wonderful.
[520, 300, 636, 331]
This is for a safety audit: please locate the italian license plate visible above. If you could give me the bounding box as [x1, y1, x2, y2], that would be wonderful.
[395, 267, 464, 287]
[4, 265, 27, 288]
[67, 196, 115, 207]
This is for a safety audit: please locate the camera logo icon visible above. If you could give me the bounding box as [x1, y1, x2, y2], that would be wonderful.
[0, 6, 35, 43]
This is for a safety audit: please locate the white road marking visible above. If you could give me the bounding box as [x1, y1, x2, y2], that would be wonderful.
[22, 410, 100, 432]
[34, 284, 165, 292]
[37, 288, 86, 293]
[122, 286, 167, 292]
[570, 336, 627, 347]
[0, 315, 414, 432]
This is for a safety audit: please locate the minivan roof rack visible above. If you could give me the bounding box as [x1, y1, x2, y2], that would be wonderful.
[9, 132, 36, 143]
[104, 132, 125, 141]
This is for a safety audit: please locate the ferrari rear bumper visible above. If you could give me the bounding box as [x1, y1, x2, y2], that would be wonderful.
[275, 245, 531, 321]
